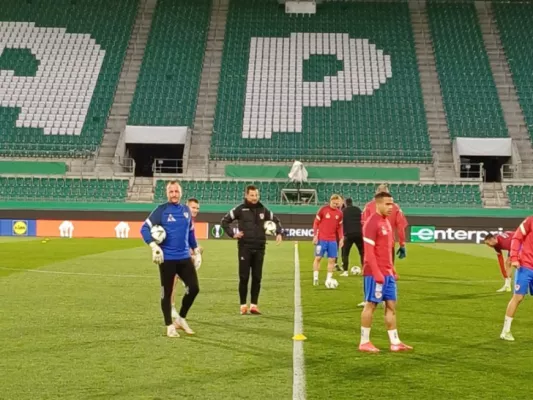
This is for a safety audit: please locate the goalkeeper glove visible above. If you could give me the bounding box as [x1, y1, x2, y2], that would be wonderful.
[193, 248, 202, 270]
[396, 246, 406, 259]
[149, 242, 164, 265]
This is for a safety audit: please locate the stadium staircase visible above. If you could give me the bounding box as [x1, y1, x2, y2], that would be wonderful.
[409, 0, 454, 180]
[482, 182, 509, 208]
[186, 0, 229, 178]
[92, 0, 157, 174]
[127, 176, 153, 202]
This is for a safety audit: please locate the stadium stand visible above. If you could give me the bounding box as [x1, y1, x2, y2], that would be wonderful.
[128, 0, 212, 127]
[506, 185, 533, 209]
[211, 0, 432, 163]
[0, 0, 138, 157]
[0, 176, 129, 202]
[427, 2, 508, 139]
[154, 180, 482, 208]
[493, 2, 533, 143]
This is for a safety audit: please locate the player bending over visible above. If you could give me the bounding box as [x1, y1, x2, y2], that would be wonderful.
[141, 181, 200, 338]
[312, 194, 344, 287]
[500, 216, 533, 341]
[483, 232, 514, 292]
[171, 198, 202, 319]
[359, 192, 412, 353]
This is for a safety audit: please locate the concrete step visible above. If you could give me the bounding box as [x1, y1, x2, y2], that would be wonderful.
[186, 0, 229, 174]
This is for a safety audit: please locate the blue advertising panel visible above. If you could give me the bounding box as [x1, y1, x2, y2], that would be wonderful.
[0, 219, 37, 237]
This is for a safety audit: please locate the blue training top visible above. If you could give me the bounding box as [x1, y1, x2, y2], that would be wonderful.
[140, 202, 198, 261]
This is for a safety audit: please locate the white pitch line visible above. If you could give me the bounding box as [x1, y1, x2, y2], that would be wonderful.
[0, 267, 237, 281]
[293, 242, 306, 400]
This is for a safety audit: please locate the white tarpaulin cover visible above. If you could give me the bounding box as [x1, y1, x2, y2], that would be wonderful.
[125, 126, 187, 144]
[288, 160, 308, 183]
[455, 138, 512, 156]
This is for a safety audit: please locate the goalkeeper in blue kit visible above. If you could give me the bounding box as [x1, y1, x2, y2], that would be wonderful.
[141, 181, 201, 338]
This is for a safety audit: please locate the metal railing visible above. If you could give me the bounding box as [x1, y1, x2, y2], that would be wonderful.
[459, 162, 484, 182]
[501, 163, 522, 181]
[152, 158, 184, 175]
[113, 156, 136, 174]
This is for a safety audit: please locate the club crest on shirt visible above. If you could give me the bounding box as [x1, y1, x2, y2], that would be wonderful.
[167, 214, 176, 222]
[381, 227, 388, 235]
[335, 215, 339, 219]
[259, 213, 264, 220]
[326, 213, 330, 219]
[183, 211, 189, 219]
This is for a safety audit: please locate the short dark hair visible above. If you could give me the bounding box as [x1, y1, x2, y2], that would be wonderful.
[246, 184, 258, 194]
[345, 198, 353, 206]
[187, 198, 199, 205]
[374, 191, 392, 200]
[484, 233, 495, 241]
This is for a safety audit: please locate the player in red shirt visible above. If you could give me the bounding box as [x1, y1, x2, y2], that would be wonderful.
[359, 192, 412, 353]
[312, 194, 344, 287]
[483, 231, 514, 292]
[171, 198, 202, 319]
[500, 217, 533, 341]
[358, 184, 408, 307]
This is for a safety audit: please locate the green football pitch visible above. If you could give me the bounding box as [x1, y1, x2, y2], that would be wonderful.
[1, 238, 532, 399]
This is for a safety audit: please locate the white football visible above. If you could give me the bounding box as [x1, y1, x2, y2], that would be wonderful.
[264, 220, 277, 236]
[150, 225, 166, 244]
[351, 266, 362, 276]
[325, 278, 339, 289]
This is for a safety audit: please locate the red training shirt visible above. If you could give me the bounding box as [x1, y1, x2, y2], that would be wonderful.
[494, 231, 513, 253]
[362, 199, 408, 246]
[510, 217, 533, 270]
[313, 205, 344, 241]
[363, 212, 395, 284]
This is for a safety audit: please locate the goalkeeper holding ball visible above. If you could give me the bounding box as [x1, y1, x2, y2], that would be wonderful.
[221, 185, 283, 315]
[141, 181, 201, 338]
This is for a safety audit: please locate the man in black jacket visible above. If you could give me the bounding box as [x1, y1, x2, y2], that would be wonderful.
[221, 184, 283, 315]
[340, 198, 364, 276]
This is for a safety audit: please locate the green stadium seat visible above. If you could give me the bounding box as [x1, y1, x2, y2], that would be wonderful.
[154, 180, 482, 208]
[211, 0, 432, 163]
[506, 185, 533, 209]
[0, 0, 138, 157]
[128, 0, 212, 127]
[493, 3, 533, 143]
[0, 176, 129, 202]
[427, 2, 508, 139]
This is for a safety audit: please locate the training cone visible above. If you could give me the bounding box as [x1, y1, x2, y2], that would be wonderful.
[292, 334, 307, 341]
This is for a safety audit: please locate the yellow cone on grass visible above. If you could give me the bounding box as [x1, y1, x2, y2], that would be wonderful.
[292, 334, 307, 341]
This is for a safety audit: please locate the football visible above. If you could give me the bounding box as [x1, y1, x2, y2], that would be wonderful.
[351, 266, 362, 275]
[264, 220, 277, 236]
[325, 278, 339, 289]
[150, 225, 166, 244]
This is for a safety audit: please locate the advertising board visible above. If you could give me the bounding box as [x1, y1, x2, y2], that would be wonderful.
[0, 219, 37, 237]
[34, 220, 209, 240]
[409, 225, 512, 244]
